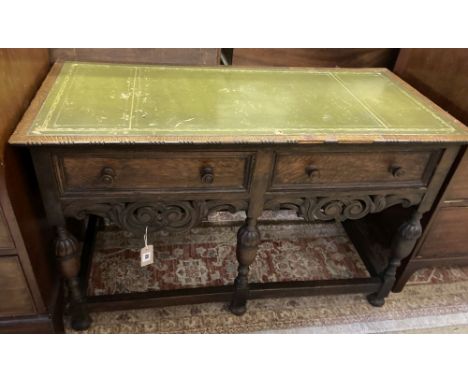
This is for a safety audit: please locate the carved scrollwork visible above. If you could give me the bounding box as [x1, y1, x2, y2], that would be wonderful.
[203, 200, 248, 215]
[63, 199, 248, 235]
[114, 201, 205, 234]
[264, 193, 423, 223]
[301, 196, 373, 221]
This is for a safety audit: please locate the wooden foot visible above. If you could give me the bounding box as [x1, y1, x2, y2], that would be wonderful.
[230, 219, 260, 316]
[367, 212, 422, 307]
[55, 227, 91, 331]
[367, 292, 386, 307]
[68, 279, 92, 330]
[230, 265, 250, 315]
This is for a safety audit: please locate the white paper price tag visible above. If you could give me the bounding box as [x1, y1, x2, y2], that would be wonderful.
[140, 226, 154, 267]
[140, 244, 154, 267]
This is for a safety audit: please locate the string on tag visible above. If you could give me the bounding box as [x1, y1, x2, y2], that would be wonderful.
[144, 226, 148, 248]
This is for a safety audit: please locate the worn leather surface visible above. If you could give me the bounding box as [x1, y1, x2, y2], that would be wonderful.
[20, 62, 467, 141]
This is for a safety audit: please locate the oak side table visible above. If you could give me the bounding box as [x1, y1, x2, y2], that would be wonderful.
[10, 62, 468, 330]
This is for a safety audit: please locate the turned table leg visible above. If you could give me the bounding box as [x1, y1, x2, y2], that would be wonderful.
[55, 226, 91, 330]
[368, 212, 423, 307]
[230, 217, 261, 315]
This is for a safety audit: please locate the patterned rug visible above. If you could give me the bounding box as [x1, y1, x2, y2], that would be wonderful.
[66, 212, 468, 333]
[88, 218, 368, 296]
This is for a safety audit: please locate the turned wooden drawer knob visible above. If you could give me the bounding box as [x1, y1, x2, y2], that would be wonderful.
[305, 164, 320, 179]
[390, 165, 406, 178]
[200, 165, 214, 184]
[100, 167, 116, 186]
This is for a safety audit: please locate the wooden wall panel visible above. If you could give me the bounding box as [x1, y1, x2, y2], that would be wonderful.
[0, 49, 50, 160]
[394, 49, 468, 125]
[232, 48, 399, 68]
[0, 48, 53, 314]
[50, 48, 221, 66]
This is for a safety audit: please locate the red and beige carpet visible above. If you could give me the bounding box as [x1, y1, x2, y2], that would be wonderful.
[66, 212, 468, 333]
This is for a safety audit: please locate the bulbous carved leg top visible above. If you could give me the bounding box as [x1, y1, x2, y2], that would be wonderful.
[55, 226, 91, 331]
[367, 212, 423, 307]
[230, 219, 261, 316]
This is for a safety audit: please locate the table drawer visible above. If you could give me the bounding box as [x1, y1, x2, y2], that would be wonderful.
[445, 149, 468, 201]
[54, 151, 254, 193]
[0, 207, 14, 250]
[0, 256, 36, 317]
[417, 207, 468, 260]
[271, 150, 438, 190]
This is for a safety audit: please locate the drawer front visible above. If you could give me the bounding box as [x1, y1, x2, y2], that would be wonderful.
[0, 207, 14, 250]
[417, 207, 468, 260]
[55, 151, 253, 193]
[0, 256, 35, 317]
[271, 150, 437, 190]
[445, 149, 468, 201]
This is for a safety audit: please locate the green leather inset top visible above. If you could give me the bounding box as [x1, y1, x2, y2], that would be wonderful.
[11, 61, 468, 144]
